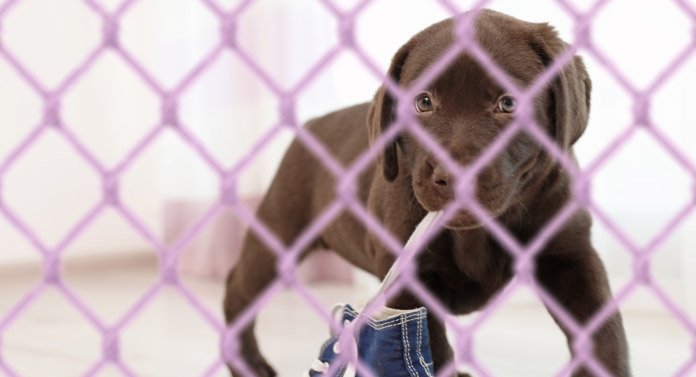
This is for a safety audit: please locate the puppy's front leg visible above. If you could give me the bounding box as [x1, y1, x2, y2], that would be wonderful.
[535, 249, 631, 377]
[427, 313, 472, 377]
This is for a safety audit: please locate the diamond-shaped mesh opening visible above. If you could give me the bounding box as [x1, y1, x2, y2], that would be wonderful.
[620, 289, 694, 376]
[2, 0, 696, 375]
[120, 290, 219, 376]
[252, 288, 342, 374]
[62, 51, 161, 167]
[118, 128, 219, 246]
[119, 0, 220, 88]
[355, 0, 451, 72]
[651, 55, 696, 166]
[2, 290, 102, 376]
[236, 0, 340, 89]
[592, 0, 694, 88]
[591, 130, 693, 246]
[179, 50, 279, 168]
[467, 286, 568, 376]
[3, 129, 102, 246]
[62, 215, 160, 323]
[1, 0, 101, 88]
[296, 52, 380, 121]
[574, 56, 634, 166]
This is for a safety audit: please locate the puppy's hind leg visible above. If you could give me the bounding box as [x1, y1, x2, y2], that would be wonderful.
[223, 187, 319, 375]
[224, 230, 281, 377]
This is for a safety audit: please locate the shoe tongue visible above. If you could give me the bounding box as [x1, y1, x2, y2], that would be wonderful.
[350, 304, 423, 321]
[369, 306, 423, 321]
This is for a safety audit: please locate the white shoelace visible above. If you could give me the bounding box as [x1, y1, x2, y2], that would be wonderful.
[304, 306, 356, 377]
[304, 351, 356, 377]
[305, 359, 330, 375]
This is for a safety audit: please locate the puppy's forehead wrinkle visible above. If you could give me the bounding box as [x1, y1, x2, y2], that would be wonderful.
[402, 9, 546, 92]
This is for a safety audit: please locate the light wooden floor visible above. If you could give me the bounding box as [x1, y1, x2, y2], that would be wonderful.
[0, 254, 693, 377]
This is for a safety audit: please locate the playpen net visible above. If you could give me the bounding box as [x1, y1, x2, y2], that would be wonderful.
[1, 0, 695, 375]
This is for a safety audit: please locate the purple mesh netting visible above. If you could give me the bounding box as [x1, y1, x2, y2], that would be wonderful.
[1, 0, 696, 376]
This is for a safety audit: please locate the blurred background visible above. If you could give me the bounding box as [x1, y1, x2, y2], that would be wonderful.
[1, 0, 695, 376]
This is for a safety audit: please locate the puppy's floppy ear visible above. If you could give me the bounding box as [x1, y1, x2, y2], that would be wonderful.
[367, 41, 412, 181]
[530, 24, 592, 150]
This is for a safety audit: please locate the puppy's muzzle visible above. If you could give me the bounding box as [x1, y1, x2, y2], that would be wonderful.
[430, 164, 454, 201]
[426, 164, 484, 230]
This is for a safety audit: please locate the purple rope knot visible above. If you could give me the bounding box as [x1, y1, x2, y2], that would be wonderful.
[103, 173, 120, 206]
[336, 174, 357, 205]
[455, 333, 473, 364]
[220, 15, 237, 48]
[102, 17, 120, 48]
[43, 255, 61, 284]
[43, 95, 62, 128]
[399, 256, 417, 278]
[161, 260, 179, 285]
[572, 332, 593, 363]
[514, 256, 535, 284]
[396, 98, 414, 123]
[338, 17, 355, 47]
[573, 176, 592, 207]
[276, 255, 296, 286]
[161, 94, 179, 127]
[633, 95, 652, 127]
[573, 18, 593, 48]
[515, 97, 535, 126]
[221, 327, 240, 364]
[455, 174, 476, 205]
[220, 174, 238, 206]
[279, 96, 297, 127]
[102, 328, 120, 362]
[633, 257, 652, 285]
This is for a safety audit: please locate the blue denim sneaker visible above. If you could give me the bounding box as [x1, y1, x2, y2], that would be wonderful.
[306, 212, 443, 377]
[306, 304, 435, 377]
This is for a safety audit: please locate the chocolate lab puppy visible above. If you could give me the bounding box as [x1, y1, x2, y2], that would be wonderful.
[224, 9, 630, 377]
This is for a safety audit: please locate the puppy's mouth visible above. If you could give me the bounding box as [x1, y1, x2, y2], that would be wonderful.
[413, 192, 483, 230]
[443, 210, 483, 230]
[413, 173, 512, 230]
[413, 188, 507, 231]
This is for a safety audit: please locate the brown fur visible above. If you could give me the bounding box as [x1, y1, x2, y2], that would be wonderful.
[224, 10, 630, 377]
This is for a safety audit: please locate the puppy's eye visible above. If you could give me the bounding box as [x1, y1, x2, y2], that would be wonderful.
[498, 96, 517, 113]
[415, 93, 434, 113]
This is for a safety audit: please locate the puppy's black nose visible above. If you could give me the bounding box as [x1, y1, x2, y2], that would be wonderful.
[432, 165, 451, 187]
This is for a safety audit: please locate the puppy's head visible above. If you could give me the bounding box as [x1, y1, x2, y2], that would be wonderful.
[367, 10, 591, 230]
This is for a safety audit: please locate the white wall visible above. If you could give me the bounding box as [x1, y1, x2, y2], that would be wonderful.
[2, 0, 694, 312]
